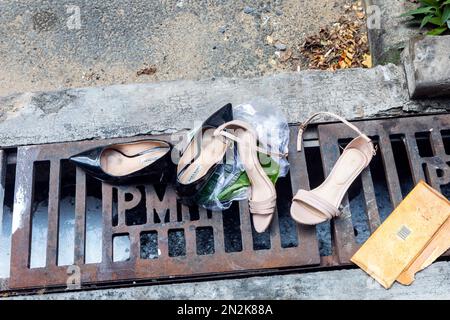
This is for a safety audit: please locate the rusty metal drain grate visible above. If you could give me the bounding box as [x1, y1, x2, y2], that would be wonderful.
[316, 114, 450, 263]
[0, 114, 449, 291]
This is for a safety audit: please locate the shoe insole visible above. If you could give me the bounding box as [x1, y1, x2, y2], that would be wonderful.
[235, 128, 275, 233]
[100, 141, 169, 177]
[291, 147, 367, 224]
[178, 129, 227, 184]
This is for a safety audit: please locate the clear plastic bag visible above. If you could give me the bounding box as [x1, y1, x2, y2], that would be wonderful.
[196, 98, 290, 210]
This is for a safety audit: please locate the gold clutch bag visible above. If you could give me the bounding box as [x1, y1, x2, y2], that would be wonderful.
[351, 181, 450, 289]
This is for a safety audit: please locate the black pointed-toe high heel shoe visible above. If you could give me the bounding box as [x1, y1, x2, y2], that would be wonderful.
[175, 103, 233, 204]
[70, 139, 175, 185]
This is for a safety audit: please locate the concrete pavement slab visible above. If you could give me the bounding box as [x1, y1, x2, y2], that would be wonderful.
[1, 64, 449, 148]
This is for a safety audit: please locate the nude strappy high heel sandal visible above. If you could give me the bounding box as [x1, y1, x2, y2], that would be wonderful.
[290, 112, 376, 225]
[214, 120, 286, 233]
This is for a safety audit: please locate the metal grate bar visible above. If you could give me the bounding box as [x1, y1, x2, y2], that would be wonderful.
[404, 133, 426, 184]
[360, 169, 381, 233]
[129, 230, 140, 262]
[238, 201, 254, 252]
[428, 129, 448, 190]
[269, 209, 281, 251]
[185, 224, 196, 257]
[317, 129, 357, 263]
[211, 210, 225, 255]
[46, 160, 61, 267]
[102, 183, 113, 266]
[74, 168, 86, 264]
[11, 148, 34, 271]
[379, 132, 404, 208]
[430, 129, 446, 156]
[288, 126, 320, 263]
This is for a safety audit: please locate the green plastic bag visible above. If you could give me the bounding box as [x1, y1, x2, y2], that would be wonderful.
[196, 153, 280, 209]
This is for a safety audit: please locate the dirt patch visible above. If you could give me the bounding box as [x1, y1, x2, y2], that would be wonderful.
[277, 0, 370, 71]
[31, 90, 78, 115]
[137, 65, 157, 76]
[0, 0, 368, 96]
[32, 10, 58, 32]
[0, 95, 20, 121]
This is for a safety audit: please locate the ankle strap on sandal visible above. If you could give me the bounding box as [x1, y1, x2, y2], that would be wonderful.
[214, 120, 288, 158]
[297, 112, 367, 152]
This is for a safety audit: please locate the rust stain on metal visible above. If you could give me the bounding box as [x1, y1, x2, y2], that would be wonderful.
[2, 114, 449, 291]
[7, 133, 320, 290]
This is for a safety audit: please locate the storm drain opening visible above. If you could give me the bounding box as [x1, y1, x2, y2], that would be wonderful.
[251, 219, 271, 251]
[222, 202, 243, 253]
[275, 175, 298, 249]
[57, 160, 76, 267]
[113, 233, 131, 262]
[30, 161, 50, 269]
[140, 231, 159, 259]
[1, 114, 449, 293]
[196, 227, 215, 256]
[390, 134, 415, 198]
[85, 174, 103, 264]
[415, 132, 434, 157]
[441, 130, 450, 155]
[168, 229, 186, 257]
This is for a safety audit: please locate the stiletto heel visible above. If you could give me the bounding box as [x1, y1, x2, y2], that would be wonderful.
[290, 112, 376, 225]
[214, 120, 286, 233]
